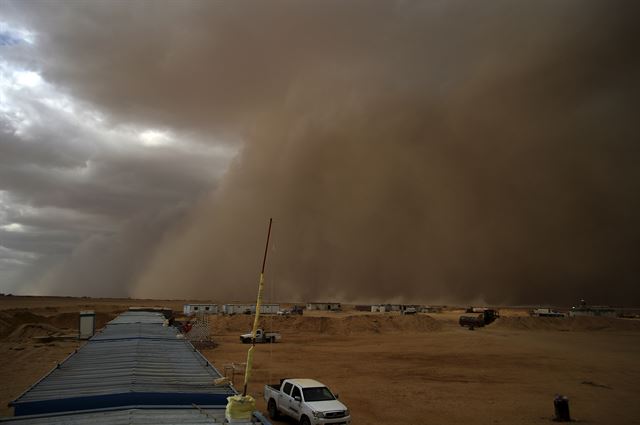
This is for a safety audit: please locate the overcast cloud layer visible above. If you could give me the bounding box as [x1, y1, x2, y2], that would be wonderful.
[1, 1, 639, 305]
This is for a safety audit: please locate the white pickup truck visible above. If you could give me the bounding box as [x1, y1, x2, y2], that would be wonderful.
[240, 328, 281, 343]
[264, 378, 351, 425]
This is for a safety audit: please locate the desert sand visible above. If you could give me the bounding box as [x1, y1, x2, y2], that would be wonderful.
[1, 296, 639, 424]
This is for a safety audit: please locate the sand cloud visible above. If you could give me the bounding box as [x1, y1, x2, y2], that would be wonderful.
[1, 1, 639, 304]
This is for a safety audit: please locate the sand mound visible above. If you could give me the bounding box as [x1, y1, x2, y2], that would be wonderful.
[0, 310, 117, 340]
[48, 312, 80, 329]
[0, 311, 49, 338]
[47, 311, 115, 329]
[7, 323, 66, 341]
[208, 314, 442, 335]
[494, 316, 640, 332]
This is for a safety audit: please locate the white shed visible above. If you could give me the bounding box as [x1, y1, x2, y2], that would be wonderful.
[183, 304, 219, 315]
[79, 310, 95, 339]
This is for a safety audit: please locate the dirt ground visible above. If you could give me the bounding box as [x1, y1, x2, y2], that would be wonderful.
[1, 296, 639, 424]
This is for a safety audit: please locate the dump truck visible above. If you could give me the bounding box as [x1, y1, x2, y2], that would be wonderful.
[264, 378, 351, 425]
[459, 314, 485, 329]
[459, 309, 499, 329]
[240, 328, 281, 343]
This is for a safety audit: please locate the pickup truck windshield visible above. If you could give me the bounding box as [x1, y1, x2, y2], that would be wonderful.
[302, 387, 335, 401]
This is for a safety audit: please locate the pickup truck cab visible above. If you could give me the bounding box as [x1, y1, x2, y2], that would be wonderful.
[240, 328, 281, 343]
[264, 378, 350, 425]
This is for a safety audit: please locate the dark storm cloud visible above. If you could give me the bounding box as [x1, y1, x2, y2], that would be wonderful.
[2, 0, 639, 304]
[0, 18, 233, 294]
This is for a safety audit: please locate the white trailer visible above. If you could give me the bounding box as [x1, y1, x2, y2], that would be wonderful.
[306, 302, 341, 311]
[183, 304, 219, 315]
[259, 304, 280, 314]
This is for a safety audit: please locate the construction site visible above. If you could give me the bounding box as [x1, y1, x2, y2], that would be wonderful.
[1, 295, 639, 424]
[2, 1, 639, 424]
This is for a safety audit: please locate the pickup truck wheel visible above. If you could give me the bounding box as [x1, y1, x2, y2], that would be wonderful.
[299, 415, 311, 425]
[267, 399, 279, 420]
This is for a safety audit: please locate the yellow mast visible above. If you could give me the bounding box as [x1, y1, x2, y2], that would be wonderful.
[243, 217, 273, 396]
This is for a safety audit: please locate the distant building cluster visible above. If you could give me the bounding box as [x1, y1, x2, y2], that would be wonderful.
[183, 303, 279, 315]
[181, 302, 448, 316]
[528, 300, 635, 318]
[368, 304, 442, 314]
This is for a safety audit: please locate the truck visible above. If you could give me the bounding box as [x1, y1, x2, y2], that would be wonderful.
[459, 314, 485, 329]
[459, 309, 499, 329]
[240, 328, 281, 343]
[264, 378, 351, 425]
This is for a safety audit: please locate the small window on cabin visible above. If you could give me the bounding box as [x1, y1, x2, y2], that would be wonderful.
[283, 382, 293, 395]
[205, 306, 210, 310]
[194, 306, 199, 311]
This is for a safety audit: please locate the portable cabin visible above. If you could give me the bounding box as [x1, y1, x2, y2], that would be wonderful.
[306, 302, 341, 311]
[183, 304, 219, 315]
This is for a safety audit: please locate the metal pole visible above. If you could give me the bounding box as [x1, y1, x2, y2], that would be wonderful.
[243, 218, 273, 396]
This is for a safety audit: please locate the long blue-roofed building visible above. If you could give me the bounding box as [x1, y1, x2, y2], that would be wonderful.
[1, 310, 270, 424]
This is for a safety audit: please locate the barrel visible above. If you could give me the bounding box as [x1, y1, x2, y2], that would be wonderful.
[553, 394, 571, 422]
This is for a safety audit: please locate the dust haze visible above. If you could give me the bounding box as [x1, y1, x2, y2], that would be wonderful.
[3, 1, 640, 305]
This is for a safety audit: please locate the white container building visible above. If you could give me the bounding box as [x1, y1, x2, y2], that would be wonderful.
[183, 304, 219, 315]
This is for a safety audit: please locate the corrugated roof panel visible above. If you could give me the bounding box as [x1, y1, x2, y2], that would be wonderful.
[92, 323, 179, 340]
[0, 407, 232, 424]
[15, 339, 232, 401]
[10, 312, 237, 416]
[108, 312, 167, 325]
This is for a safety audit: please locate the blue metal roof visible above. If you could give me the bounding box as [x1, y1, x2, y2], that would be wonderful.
[92, 323, 179, 341]
[9, 312, 238, 417]
[107, 311, 167, 325]
[0, 407, 227, 424]
[0, 406, 272, 424]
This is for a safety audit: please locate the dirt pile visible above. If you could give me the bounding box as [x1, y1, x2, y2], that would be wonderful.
[0, 310, 116, 340]
[6, 323, 67, 341]
[208, 314, 442, 335]
[494, 316, 640, 332]
[0, 311, 48, 339]
[48, 312, 115, 329]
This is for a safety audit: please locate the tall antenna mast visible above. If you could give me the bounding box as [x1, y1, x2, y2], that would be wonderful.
[242, 217, 273, 396]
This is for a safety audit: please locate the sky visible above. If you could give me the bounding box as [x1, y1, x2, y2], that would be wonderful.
[0, 1, 639, 305]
